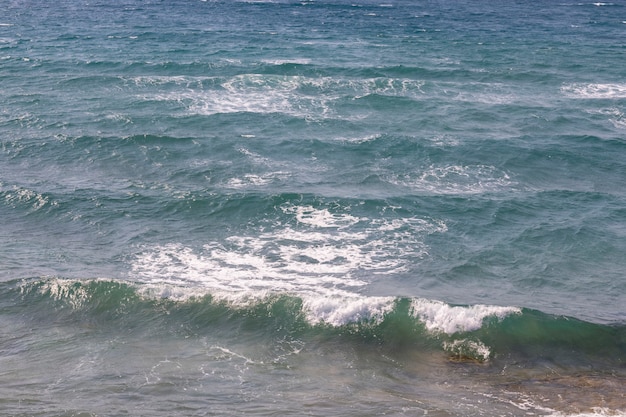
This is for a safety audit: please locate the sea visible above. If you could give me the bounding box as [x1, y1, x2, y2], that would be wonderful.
[1, 0, 625, 415]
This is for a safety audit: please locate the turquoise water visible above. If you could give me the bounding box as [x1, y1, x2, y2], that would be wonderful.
[1, 0, 625, 415]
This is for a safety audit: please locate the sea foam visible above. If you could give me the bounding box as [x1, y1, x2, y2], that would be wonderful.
[409, 298, 521, 334]
[130, 203, 445, 301]
[389, 164, 515, 195]
[561, 83, 626, 99]
[301, 295, 395, 326]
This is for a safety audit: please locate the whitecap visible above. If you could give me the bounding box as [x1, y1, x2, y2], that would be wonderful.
[20, 277, 108, 310]
[409, 298, 521, 334]
[301, 295, 395, 326]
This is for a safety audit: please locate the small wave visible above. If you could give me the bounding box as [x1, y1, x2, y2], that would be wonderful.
[1, 186, 59, 212]
[10, 277, 624, 367]
[15, 277, 515, 334]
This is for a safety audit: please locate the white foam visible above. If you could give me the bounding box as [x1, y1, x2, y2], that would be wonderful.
[334, 133, 382, 144]
[137, 74, 430, 119]
[226, 172, 289, 188]
[131, 73, 320, 115]
[208, 345, 261, 365]
[586, 107, 626, 130]
[389, 164, 515, 195]
[130, 75, 201, 87]
[20, 277, 109, 310]
[443, 338, 491, 361]
[548, 410, 626, 417]
[409, 298, 521, 334]
[261, 58, 312, 65]
[130, 204, 446, 309]
[3, 186, 58, 211]
[158, 88, 295, 116]
[428, 134, 461, 147]
[282, 204, 361, 229]
[185, 74, 333, 118]
[611, 118, 626, 129]
[302, 295, 395, 326]
[453, 89, 518, 105]
[485, 391, 558, 414]
[561, 83, 626, 99]
[237, 147, 272, 165]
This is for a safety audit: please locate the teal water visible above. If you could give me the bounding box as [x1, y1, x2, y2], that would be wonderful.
[1, 0, 625, 415]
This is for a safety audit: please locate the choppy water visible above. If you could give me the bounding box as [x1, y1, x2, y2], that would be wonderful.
[1, 0, 625, 416]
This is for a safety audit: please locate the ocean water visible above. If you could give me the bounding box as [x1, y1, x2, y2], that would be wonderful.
[1, 0, 625, 415]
